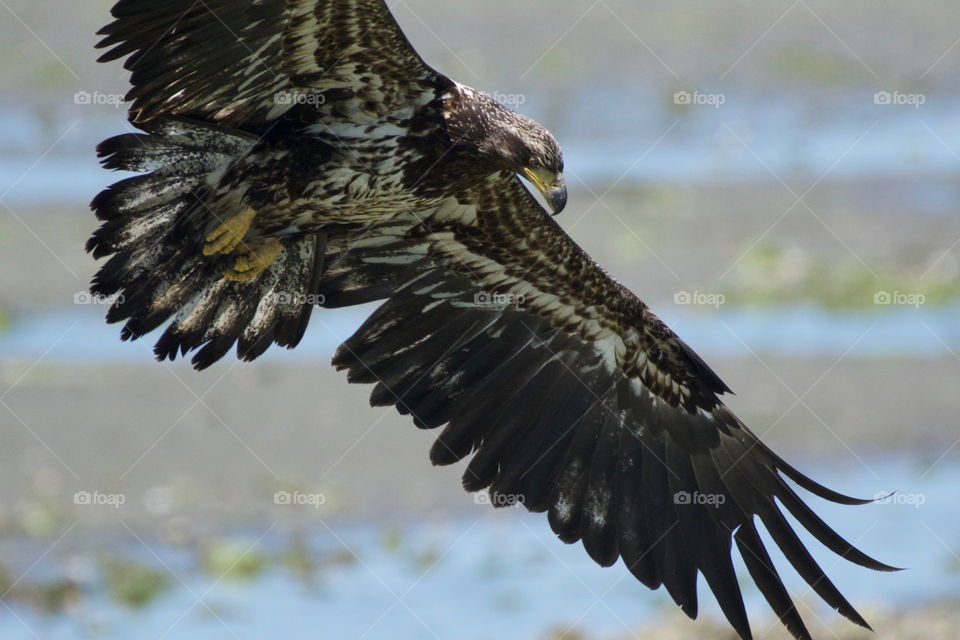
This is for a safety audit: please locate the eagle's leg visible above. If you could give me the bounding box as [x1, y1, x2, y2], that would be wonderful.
[203, 207, 257, 256]
[223, 238, 284, 282]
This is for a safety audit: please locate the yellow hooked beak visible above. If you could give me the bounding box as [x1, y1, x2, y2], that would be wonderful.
[522, 166, 567, 215]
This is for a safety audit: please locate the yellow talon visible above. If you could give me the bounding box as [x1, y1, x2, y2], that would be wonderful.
[222, 238, 284, 282]
[203, 207, 257, 256]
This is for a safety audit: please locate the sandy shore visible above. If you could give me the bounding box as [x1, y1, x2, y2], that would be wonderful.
[0, 353, 954, 534]
[621, 601, 960, 640]
[1, 2, 959, 636]
[4, 176, 960, 315]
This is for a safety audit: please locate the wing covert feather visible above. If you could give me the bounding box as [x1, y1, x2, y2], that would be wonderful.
[330, 172, 896, 640]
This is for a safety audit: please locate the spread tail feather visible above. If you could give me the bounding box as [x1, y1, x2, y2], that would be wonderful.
[88, 116, 328, 369]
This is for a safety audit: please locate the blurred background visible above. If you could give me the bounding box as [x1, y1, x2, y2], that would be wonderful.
[1, 1, 959, 638]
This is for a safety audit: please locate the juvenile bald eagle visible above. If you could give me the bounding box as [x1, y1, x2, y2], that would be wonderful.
[89, 2, 895, 638]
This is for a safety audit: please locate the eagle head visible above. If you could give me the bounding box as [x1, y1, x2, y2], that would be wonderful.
[445, 86, 567, 214]
[500, 117, 567, 215]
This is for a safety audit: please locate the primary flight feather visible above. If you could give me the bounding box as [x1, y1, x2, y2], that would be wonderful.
[88, 2, 896, 638]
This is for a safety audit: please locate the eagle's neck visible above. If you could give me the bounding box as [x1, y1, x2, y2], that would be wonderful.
[403, 82, 557, 203]
[441, 82, 534, 173]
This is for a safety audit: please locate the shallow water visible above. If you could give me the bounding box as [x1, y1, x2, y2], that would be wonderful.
[0, 455, 955, 640]
[4, 6, 960, 637]
[4, 87, 960, 207]
[3, 302, 958, 365]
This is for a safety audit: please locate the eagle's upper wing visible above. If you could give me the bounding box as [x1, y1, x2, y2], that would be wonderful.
[326, 173, 896, 640]
[97, 0, 442, 125]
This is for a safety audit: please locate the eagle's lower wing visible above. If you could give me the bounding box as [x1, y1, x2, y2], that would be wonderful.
[97, 0, 441, 125]
[328, 173, 896, 640]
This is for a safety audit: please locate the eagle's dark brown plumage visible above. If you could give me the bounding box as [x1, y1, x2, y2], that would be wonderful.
[88, 2, 896, 639]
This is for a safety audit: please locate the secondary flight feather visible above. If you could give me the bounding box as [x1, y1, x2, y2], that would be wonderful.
[88, 2, 896, 638]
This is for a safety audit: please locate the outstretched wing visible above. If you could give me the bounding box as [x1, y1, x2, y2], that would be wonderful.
[326, 173, 897, 640]
[96, 0, 443, 126]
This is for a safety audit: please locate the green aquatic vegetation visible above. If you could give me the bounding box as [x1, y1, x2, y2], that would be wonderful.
[540, 627, 587, 640]
[280, 538, 318, 578]
[34, 60, 73, 89]
[381, 526, 404, 552]
[767, 45, 865, 86]
[104, 559, 169, 608]
[322, 548, 358, 568]
[35, 580, 82, 613]
[201, 539, 266, 581]
[721, 243, 960, 309]
[0, 561, 81, 613]
[20, 501, 66, 538]
[413, 547, 441, 572]
[9, 580, 81, 614]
